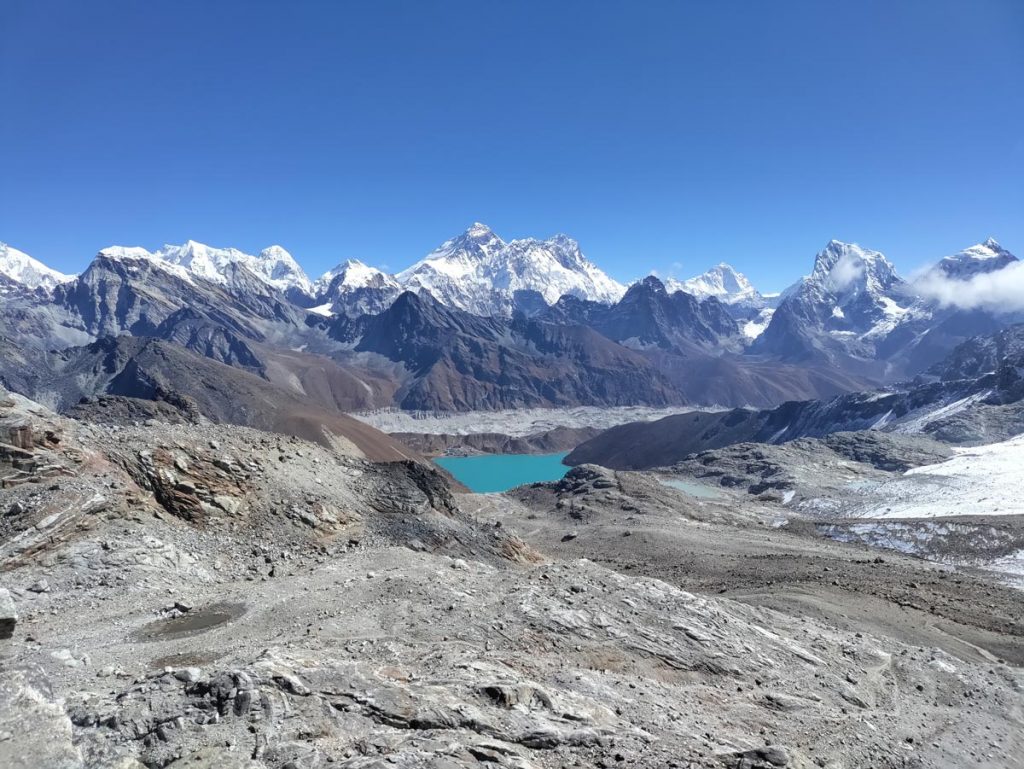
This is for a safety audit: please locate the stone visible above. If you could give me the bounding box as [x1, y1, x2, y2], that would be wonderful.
[212, 495, 243, 516]
[0, 588, 16, 640]
[725, 745, 792, 768]
[27, 578, 50, 594]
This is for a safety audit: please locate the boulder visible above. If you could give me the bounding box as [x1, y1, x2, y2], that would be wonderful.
[0, 588, 16, 640]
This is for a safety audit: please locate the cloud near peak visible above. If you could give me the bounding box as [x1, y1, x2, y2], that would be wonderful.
[913, 260, 1024, 313]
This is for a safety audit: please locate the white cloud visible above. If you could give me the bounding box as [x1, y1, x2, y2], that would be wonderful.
[827, 251, 864, 292]
[913, 260, 1024, 312]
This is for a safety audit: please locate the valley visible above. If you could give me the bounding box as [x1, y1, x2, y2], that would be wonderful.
[2, 367, 1023, 769]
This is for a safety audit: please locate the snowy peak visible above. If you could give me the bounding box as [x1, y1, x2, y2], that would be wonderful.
[463, 221, 502, 243]
[440, 222, 506, 258]
[97, 240, 313, 296]
[253, 245, 313, 295]
[754, 239, 918, 361]
[158, 240, 253, 284]
[807, 240, 901, 295]
[315, 259, 402, 317]
[675, 263, 762, 307]
[934, 238, 1018, 280]
[93, 245, 197, 284]
[397, 223, 625, 315]
[318, 259, 399, 291]
[0, 242, 74, 292]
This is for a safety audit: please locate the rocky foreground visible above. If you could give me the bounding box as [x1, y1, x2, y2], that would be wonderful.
[1, 390, 1023, 768]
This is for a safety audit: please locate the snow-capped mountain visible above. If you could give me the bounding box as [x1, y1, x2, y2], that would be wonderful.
[790, 240, 910, 335]
[665, 262, 776, 338]
[3, 226, 1022, 417]
[0, 242, 73, 293]
[396, 223, 625, 316]
[315, 259, 402, 316]
[933, 238, 1017, 280]
[754, 240, 914, 365]
[98, 240, 314, 299]
[670, 263, 763, 308]
[753, 238, 1024, 377]
[876, 239, 1024, 373]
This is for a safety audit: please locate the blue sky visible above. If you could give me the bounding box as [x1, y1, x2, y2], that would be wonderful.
[1, 1, 1021, 291]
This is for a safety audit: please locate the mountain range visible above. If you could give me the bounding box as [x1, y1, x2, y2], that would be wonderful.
[565, 322, 1024, 469]
[0, 225, 1021, 419]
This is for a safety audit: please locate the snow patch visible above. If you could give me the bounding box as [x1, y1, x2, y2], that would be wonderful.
[851, 434, 1024, 519]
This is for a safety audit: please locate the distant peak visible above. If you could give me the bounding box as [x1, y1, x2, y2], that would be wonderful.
[465, 222, 496, 237]
[821, 239, 860, 254]
[258, 244, 293, 259]
[0, 241, 74, 290]
[636, 275, 667, 292]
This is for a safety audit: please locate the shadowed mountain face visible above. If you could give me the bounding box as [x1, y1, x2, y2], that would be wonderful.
[37, 335, 415, 460]
[327, 291, 686, 411]
[926, 323, 1024, 381]
[54, 254, 300, 340]
[537, 277, 873, 406]
[567, 324, 1024, 470]
[541, 276, 740, 353]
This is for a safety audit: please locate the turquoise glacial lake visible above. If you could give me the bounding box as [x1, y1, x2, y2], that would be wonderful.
[434, 452, 570, 493]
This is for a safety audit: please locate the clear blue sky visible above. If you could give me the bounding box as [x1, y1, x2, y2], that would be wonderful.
[1, 1, 1021, 290]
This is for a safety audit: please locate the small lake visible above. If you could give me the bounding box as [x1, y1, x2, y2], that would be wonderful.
[659, 477, 724, 500]
[434, 452, 570, 493]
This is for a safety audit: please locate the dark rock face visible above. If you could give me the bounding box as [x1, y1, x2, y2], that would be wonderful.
[153, 310, 265, 369]
[925, 322, 1024, 382]
[54, 254, 299, 339]
[534, 277, 875, 407]
[541, 275, 741, 353]
[819, 430, 954, 472]
[32, 336, 418, 460]
[66, 394, 203, 425]
[327, 291, 685, 411]
[568, 325, 1024, 470]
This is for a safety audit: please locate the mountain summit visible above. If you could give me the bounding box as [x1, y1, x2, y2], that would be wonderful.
[99, 240, 314, 298]
[0, 242, 73, 293]
[933, 238, 1018, 280]
[670, 263, 764, 308]
[397, 223, 625, 316]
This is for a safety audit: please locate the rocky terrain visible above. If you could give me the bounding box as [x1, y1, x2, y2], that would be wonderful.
[391, 426, 602, 457]
[3, 384, 1024, 768]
